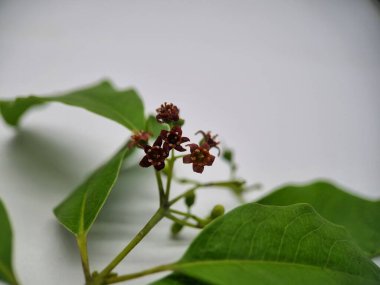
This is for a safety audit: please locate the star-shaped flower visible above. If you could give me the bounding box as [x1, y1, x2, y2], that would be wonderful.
[139, 137, 169, 171]
[183, 143, 215, 173]
[160, 126, 190, 152]
[196, 130, 221, 155]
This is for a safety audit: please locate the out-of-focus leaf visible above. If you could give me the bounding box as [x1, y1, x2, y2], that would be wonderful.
[0, 199, 18, 285]
[0, 80, 145, 130]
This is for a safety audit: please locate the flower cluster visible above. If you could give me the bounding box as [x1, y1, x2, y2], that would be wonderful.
[132, 102, 220, 173]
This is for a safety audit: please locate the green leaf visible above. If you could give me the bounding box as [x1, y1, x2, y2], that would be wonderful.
[0, 199, 18, 285]
[154, 274, 207, 285]
[0, 80, 145, 130]
[257, 181, 380, 257]
[152, 203, 380, 285]
[54, 147, 131, 236]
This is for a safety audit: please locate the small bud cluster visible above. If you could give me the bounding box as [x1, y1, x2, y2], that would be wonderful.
[156, 103, 180, 124]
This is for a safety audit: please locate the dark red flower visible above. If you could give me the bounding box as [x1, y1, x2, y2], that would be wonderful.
[160, 126, 190, 152]
[156, 102, 180, 124]
[196, 130, 220, 155]
[139, 137, 169, 171]
[183, 143, 215, 173]
[128, 130, 151, 149]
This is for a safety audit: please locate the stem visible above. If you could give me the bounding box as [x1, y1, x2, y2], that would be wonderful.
[173, 154, 185, 160]
[169, 179, 250, 206]
[173, 177, 200, 185]
[76, 234, 91, 282]
[165, 150, 175, 200]
[155, 171, 165, 206]
[105, 263, 175, 284]
[98, 208, 165, 279]
[169, 209, 204, 223]
[169, 185, 199, 206]
[165, 213, 202, 229]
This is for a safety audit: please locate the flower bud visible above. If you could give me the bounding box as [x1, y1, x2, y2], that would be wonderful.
[184, 192, 196, 208]
[171, 222, 183, 236]
[176, 118, 185, 126]
[222, 149, 233, 162]
[156, 102, 180, 124]
[210, 204, 225, 219]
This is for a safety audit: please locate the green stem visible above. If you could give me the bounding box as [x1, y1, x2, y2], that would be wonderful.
[169, 179, 250, 206]
[76, 234, 91, 282]
[173, 177, 200, 185]
[155, 171, 165, 206]
[169, 209, 204, 224]
[165, 213, 202, 229]
[105, 263, 175, 284]
[165, 150, 175, 200]
[169, 185, 199, 206]
[173, 154, 185, 160]
[98, 208, 165, 280]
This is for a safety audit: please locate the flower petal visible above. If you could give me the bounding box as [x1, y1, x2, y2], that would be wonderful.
[127, 140, 135, 149]
[215, 146, 221, 156]
[144, 145, 151, 153]
[175, 145, 186, 152]
[172, 126, 182, 135]
[201, 143, 210, 150]
[181, 137, 190, 143]
[193, 164, 204, 173]
[206, 155, 215, 166]
[139, 156, 152, 168]
[187, 143, 199, 152]
[154, 162, 165, 171]
[162, 144, 171, 153]
[153, 136, 163, 147]
[183, 155, 192, 164]
[160, 130, 169, 138]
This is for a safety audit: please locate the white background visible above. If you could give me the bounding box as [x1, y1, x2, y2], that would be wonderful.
[0, 0, 379, 284]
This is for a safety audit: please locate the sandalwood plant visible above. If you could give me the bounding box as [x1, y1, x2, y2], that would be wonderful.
[0, 81, 379, 285]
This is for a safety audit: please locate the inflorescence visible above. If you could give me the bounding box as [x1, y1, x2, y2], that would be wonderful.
[132, 102, 220, 173]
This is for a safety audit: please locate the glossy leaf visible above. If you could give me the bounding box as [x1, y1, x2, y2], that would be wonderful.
[0, 199, 18, 285]
[54, 147, 131, 236]
[0, 80, 145, 130]
[257, 181, 380, 257]
[152, 203, 380, 285]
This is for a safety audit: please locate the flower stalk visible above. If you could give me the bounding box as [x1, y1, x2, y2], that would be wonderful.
[76, 234, 91, 282]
